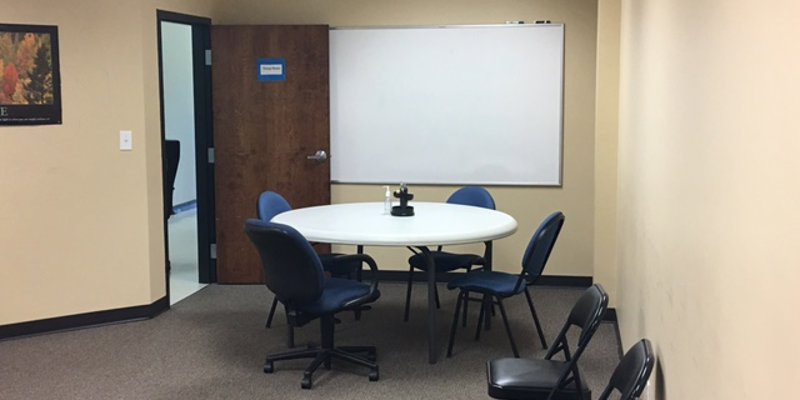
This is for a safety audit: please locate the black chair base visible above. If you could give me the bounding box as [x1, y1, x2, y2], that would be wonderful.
[263, 315, 379, 389]
[264, 345, 379, 389]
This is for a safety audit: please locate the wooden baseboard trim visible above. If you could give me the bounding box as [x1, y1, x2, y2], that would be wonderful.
[0, 296, 169, 341]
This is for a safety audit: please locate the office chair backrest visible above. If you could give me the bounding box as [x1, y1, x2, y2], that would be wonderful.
[447, 186, 496, 209]
[257, 191, 292, 221]
[599, 339, 655, 400]
[244, 219, 325, 308]
[545, 284, 608, 360]
[521, 211, 565, 281]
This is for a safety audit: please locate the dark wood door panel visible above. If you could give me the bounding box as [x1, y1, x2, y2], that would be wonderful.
[212, 25, 330, 283]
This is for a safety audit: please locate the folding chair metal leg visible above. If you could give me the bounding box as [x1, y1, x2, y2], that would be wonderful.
[570, 363, 589, 400]
[496, 297, 520, 358]
[461, 290, 469, 327]
[403, 265, 414, 322]
[447, 290, 465, 357]
[474, 295, 486, 341]
[434, 283, 441, 309]
[525, 287, 548, 349]
[266, 297, 279, 328]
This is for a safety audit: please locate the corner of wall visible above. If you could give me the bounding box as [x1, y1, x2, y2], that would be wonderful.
[593, 0, 621, 308]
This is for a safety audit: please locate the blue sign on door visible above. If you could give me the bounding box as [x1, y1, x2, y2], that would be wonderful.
[258, 58, 286, 82]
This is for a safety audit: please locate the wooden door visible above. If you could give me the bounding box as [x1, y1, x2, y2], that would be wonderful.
[212, 25, 331, 283]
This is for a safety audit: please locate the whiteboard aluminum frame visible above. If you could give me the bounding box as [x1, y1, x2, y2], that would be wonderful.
[329, 23, 565, 187]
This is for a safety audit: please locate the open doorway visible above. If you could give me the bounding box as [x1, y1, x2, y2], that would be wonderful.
[157, 11, 215, 305]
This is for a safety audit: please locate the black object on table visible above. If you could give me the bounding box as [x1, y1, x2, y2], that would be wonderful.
[391, 183, 415, 216]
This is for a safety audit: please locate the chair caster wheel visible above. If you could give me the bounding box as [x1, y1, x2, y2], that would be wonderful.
[263, 362, 274, 374]
[301, 377, 312, 389]
[368, 368, 379, 382]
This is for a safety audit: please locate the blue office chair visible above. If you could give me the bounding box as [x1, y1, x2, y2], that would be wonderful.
[258, 191, 366, 337]
[245, 220, 381, 389]
[446, 211, 565, 358]
[485, 284, 608, 400]
[403, 186, 496, 322]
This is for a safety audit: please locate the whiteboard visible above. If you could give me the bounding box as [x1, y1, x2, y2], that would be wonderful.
[330, 24, 564, 186]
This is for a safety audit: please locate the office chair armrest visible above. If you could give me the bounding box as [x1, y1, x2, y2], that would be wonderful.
[334, 254, 380, 308]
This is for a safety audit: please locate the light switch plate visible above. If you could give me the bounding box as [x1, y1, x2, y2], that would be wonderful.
[120, 130, 133, 151]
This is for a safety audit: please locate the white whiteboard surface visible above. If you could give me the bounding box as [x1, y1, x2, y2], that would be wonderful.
[330, 24, 564, 186]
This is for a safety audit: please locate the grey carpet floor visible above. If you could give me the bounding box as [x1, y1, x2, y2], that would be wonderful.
[0, 283, 620, 399]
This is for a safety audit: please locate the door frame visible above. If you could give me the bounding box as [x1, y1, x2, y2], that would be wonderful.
[157, 10, 217, 290]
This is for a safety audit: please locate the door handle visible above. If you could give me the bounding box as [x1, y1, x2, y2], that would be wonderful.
[306, 150, 328, 162]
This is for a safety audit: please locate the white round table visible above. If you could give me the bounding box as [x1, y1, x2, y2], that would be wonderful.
[272, 201, 518, 363]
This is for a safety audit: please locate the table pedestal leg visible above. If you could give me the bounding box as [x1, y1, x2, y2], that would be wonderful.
[421, 246, 438, 364]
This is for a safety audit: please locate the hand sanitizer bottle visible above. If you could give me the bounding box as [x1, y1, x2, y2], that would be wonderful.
[384, 186, 392, 214]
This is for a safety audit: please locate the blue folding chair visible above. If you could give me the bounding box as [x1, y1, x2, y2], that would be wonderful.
[446, 211, 565, 357]
[403, 186, 496, 321]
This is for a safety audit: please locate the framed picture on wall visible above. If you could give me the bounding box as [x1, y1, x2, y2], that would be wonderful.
[0, 23, 62, 126]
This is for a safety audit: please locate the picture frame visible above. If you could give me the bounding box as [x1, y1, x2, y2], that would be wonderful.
[0, 23, 62, 125]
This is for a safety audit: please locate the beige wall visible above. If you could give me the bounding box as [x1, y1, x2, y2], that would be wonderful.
[0, 0, 214, 325]
[1, 0, 602, 324]
[593, 0, 621, 304]
[1, 0, 159, 324]
[209, 0, 601, 278]
[616, 0, 800, 398]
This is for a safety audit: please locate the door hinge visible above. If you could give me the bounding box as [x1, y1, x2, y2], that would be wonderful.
[205, 49, 212, 66]
[210, 243, 217, 259]
[208, 147, 215, 164]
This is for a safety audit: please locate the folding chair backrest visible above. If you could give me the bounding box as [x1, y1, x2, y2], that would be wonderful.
[257, 191, 292, 221]
[446, 186, 496, 209]
[598, 339, 655, 400]
[520, 211, 565, 282]
[545, 284, 609, 360]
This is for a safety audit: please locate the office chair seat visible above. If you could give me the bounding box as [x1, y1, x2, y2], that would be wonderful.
[297, 277, 380, 316]
[487, 358, 590, 400]
[245, 220, 381, 389]
[447, 270, 526, 298]
[408, 251, 484, 272]
[258, 190, 371, 345]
